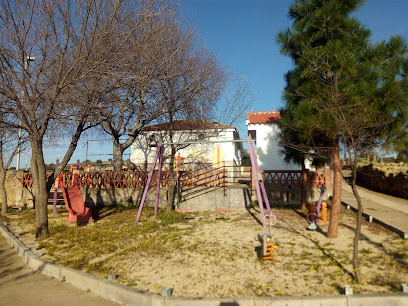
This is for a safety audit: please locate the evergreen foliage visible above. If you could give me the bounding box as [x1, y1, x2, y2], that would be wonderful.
[278, 0, 407, 152]
[277, 0, 408, 282]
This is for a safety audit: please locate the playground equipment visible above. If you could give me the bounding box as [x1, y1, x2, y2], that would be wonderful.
[307, 187, 326, 230]
[51, 158, 93, 223]
[135, 137, 274, 231]
[261, 214, 277, 262]
[61, 172, 94, 223]
[52, 159, 84, 216]
[247, 136, 272, 231]
[135, 140, 163, 223]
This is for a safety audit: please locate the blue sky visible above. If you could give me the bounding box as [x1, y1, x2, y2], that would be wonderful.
[13, 0, 408, 167]
[180, 0, 408, 136]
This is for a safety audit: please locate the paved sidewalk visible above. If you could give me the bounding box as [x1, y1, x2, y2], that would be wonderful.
[342, 180, 408, 237]
[0, 235, 118, 306]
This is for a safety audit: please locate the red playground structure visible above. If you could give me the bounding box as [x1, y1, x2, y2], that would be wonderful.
[60, 172, 94, 223]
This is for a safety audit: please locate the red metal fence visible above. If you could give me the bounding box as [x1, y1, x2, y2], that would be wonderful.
[19, 169, 328, 190]
[19, 169, 226, 189]
[19, 170, 150, 189]
[262, 170, 328, 189]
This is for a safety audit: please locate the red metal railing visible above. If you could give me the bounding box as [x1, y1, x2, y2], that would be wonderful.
[262, 170, 327, 189]
[178, 167, 227, 188]
[19, 169, 328, 190]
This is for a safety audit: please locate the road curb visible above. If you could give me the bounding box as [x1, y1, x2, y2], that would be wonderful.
[1, 223, 407, 305]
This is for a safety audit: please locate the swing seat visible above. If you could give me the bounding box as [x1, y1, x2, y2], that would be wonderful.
[62, 185, 94, 223]
[307, 223, 318, 230]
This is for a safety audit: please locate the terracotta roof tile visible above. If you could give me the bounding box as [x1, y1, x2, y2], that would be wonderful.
[246, 111, 281, 124]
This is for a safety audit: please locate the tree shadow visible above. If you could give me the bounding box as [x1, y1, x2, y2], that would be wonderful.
[341, 223, 408, 269]
[245, 205, 263, 228]
[280, 210, 354, 279]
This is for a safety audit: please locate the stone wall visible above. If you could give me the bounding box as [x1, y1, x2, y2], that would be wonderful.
[4, 170, 19, 206]
[357, 164, 408, 199]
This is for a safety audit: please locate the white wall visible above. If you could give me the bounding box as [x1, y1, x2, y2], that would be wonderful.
[248, 123, 303, 171]
[130, 129, 241, 168]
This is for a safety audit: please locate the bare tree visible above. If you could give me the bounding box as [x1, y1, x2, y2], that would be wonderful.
[0, 111, 26, 215]
[153, 26, 228, 210]
[156, 36, 253, 211]
[95, 3, 178, 171]
[0, 0, 164, 239]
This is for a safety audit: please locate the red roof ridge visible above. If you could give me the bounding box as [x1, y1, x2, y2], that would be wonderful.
[246, 111, 281, 124]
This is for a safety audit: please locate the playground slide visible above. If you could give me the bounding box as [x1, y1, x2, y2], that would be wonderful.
[62, 185, 94, 223]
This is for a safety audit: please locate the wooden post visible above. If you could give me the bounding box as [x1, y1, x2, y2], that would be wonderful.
[310, 203, 315, 222]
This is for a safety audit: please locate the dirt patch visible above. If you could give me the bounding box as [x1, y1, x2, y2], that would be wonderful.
[1, 205, 407, 297]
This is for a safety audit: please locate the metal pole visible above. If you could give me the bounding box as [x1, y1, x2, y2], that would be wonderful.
[247, 136, 267, 230]
[136, 140, 162, 224]
[154, 146, 164, 216]
[86, 140, 88, 165]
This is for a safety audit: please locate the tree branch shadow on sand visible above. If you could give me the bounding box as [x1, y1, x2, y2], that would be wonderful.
[341, 223, 408, 270]
[283, 208, 355, 280]
[245, 205, 263, 227]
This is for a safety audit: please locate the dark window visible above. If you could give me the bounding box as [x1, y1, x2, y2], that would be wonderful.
[248, 130, 256, 140]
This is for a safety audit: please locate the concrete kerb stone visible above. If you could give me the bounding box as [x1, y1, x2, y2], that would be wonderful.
[27, 253, 46, 271]
[59, 265, 157, 306]
[1, 224, 31, 264]
[40, 260, 62, 280]
[150, 295, 165, 306]
[163, 297, 254, 306]
[254, 295, 347, 306]
[347, 293, 408, 306]
[98, 279, 154, 306]
[60, 266, 102, 296]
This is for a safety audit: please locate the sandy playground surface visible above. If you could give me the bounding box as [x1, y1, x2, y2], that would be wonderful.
[4, 204, 408, 298]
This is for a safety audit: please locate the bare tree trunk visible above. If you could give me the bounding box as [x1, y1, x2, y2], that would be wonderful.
[113, 139, 124, 171]
[327, 140, 342, 238]
[350, 155, 363, 283]
[0, 170, 7, 215]
[351, 184, 363, 283]
[31, 139, 49, 240]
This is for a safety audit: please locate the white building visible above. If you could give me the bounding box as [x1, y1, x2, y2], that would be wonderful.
[130, 120, 243, 170]
[246, 111, 314, 171]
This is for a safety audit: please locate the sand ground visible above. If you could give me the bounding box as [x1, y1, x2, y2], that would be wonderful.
[4, 204, 407, 298]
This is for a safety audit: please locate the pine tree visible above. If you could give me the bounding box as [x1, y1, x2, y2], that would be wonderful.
[277, 0, 408, 241]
